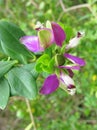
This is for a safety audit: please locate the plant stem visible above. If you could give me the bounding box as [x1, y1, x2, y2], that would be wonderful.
[25, 99, 37, 130]
[58, 0, 97, 20]
[59, 0, 89, 12]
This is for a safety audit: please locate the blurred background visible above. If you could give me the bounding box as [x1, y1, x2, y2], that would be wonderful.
[0, 0, 97, 130]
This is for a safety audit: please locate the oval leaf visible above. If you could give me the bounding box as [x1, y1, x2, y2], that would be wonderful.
[6, 67, 37, 99]
[0, 21, 33, 63]
[0, 60, 17, 78]
[0, 78, 9, 109]
[22, 63, 39, 79]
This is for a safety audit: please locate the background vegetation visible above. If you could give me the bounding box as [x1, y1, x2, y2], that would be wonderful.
[0, 0, 97, 130]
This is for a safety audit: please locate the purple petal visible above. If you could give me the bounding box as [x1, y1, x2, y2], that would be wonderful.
[64, 53, 86, 66]
[60, 73, 76, 95]
[20, 36, 44, 52]
[59, 65, 80, 70]
[51, 22, 66, 47]
[67, 69, 74, 78]
[40, 74, 59, 95]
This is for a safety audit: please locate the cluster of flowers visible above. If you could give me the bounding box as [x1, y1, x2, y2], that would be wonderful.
[20, 21, 85, 95]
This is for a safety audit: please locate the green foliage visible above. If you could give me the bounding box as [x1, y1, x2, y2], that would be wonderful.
[6, 67, 37, 99]
[0, 0, 97, 130]
[0, 21, 33, 64]
[36, 54, 55, 73]
[0, 21, 38, 109]
[22, 63, 39, 79]
[0, 78, 9, 109]
[0, 60, 17, 78]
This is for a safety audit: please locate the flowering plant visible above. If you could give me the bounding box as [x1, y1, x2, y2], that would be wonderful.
[0, 20, 85, 109]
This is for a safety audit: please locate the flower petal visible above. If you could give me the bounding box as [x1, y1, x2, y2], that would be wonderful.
[20, 36, 44, 52]
[66, 31, 84, 50]
[64, 53, 86, 66]
[38, 28, 54, 49]
[34, 21, 44, 30]
[67, 69, 74, 78]
[60, 73, 75, 86]
[60, 73, 76, 95]
[40, 74, 59, 95]
[51, 22, 66, 47]
[59, 65, 80, 70]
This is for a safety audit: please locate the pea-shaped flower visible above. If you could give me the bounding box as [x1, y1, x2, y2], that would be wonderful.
[20, 21, 66, 52]
[40, 53, 85, 95]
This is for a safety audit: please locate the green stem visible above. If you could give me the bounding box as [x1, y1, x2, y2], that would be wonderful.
[25, 99, 37, 130]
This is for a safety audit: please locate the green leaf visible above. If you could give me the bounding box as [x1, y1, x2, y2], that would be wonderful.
[36, 54, 50, 72]
[35, 62, 43, 72]
[6, 67, 37, 99]
[48, 57, 55, 72]
[0, 60, 17, 78]
[55, 54, 65, 66]
[22, 63, 39, 79]
[0, 21, 33, 64]
[42, 72, 50, 78]
[36, 54, 55, 73]
[0, 78, 9, 109]
[0, 40, 3, 53]
[37, 54, 50, 65]
[44, 44, 55, 57]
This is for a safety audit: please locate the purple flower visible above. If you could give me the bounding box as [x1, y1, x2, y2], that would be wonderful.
[40, 74, 59, 95]
[20, 28, 54, 53]
[64, 53, 86, 66]
[40, 73, 76, 95]
[38, 28, 54, 49]
[40, 53, 85, 95]
[20, 21, 66, 52]
[19, 20, 85, 96]
[20, 36, 44, 53]
[51, 22, 66, 47]
[59, 53, 85, 78]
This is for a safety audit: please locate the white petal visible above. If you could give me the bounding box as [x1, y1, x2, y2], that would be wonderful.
[67, 88, 76, 95]
[60, 73, 75, 86]
[60, 73, 76, 95]
[66, 31, 85, 50]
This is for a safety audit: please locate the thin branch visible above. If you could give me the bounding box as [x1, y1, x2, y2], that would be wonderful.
[80, 119, 97, 124]
[59, 0, 66, 12]
[30, 0, 38, 8]
[65, 4, 89, 12]
[58, 0, 97, 21]
[59, 0, 89, 13]
[25, 99, 37, 130]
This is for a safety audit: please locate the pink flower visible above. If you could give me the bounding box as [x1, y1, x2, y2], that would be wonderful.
[20, 21, 66, 52]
